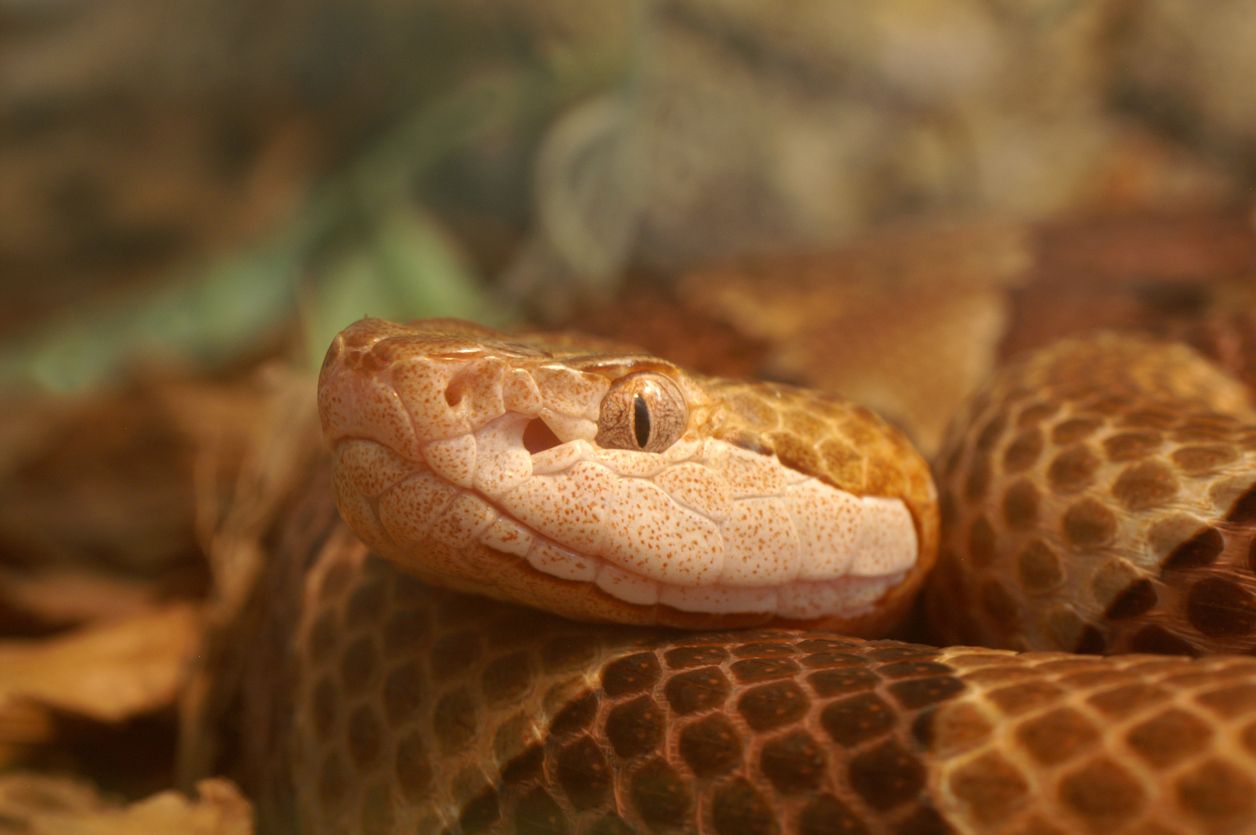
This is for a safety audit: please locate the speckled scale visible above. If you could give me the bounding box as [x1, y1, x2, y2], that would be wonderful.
[239, 319, 1256, 835]
[320, 318, 937, 630]
[257, 529, 1256, 835]
[929, 334, 1256, 656]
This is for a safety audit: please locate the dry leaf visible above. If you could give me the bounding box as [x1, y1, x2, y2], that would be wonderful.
[0, 772, 252, 835]
[0, 375, 269, 576]
[0, 604, 202, 737]
[0, 566, 162, 634]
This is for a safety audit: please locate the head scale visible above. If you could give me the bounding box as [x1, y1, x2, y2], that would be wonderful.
[319, 318, 937, 634]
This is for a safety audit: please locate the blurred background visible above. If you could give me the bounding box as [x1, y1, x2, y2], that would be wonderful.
[4, 0, 1255, 390]
[1, 0, 1255, 827]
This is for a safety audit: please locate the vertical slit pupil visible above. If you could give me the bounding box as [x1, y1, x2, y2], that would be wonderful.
[633, 394, 651, 448]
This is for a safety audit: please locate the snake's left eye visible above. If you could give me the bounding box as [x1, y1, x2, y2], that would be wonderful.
[596, 373, 687, 453]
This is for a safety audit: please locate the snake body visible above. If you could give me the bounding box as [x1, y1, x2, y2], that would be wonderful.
[243, 309, 1256, 834]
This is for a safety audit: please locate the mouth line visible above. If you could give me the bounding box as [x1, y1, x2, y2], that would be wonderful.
[332, 373, 918, 619]
[351, 436, 910, 620]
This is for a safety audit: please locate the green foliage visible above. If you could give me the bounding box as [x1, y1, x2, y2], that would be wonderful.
[0, 60, 618, 392]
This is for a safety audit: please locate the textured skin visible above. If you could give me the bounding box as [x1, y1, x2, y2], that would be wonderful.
[267, 481, 1256, 835]
[318, 318, 936, 635]
[930, 333, 1256, 656]
[244, 312, 1256, 834]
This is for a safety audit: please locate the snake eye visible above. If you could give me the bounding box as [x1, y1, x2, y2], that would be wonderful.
[596, 372, 687, 453]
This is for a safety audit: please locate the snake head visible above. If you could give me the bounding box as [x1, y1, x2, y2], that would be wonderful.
[318, 318, 937, 634]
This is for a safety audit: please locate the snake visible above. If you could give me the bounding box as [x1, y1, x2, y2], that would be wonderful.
[233, 282, 1256, 834]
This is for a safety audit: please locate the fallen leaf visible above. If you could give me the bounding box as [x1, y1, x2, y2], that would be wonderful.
[0, 566, 161, 635]
[0, 604, 202, 735]
[0, 772, 253, 835]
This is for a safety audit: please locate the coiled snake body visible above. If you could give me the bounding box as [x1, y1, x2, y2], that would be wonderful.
[244, 300, 1256, 834]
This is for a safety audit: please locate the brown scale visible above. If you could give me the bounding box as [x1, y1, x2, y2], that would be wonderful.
[228, 218, 1256, 833]
[227, 328, 1256, 835]
[929, 333, 1256, 656]
[234, 397, 1256, 834]
[254, 515, 1256, 835]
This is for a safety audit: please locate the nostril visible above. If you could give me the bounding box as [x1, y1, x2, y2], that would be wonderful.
[523, 419, 563, 455]
[444, 379, 466, 407]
